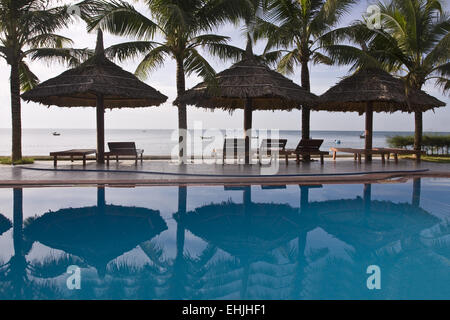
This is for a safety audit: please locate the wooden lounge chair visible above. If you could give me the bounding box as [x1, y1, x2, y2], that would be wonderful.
[290, 139, 329, 164]
[222, 138, 246, 164]
[372, 147, 425, 163]
[258, 139, 289, 164]
[330, 147, 390, 163]
[50, 149, 97, 167]
[105, 142, 144, 165]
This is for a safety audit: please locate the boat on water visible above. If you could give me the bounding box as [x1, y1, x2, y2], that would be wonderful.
[360, 132, 365, 139]
[52, 132, 61, 136]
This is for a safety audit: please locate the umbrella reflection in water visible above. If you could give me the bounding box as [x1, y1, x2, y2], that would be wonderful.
[25, 187, 168, 278]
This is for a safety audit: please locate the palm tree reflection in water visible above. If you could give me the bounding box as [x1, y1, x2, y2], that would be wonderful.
[0, 181, 448, 299]
[0, 189, 80, 299]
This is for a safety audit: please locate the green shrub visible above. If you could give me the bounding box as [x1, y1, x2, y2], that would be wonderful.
[0, 157, 34, 165]
[387, 134, 450, 155]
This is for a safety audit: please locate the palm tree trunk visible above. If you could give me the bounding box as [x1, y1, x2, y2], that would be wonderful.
[170, 186, 187, 299]
[176, 58, 187, 164]
[414, 111, 422, 162]
[10, 60, 22, 162]
[301, 61, 311, 161]
[412, 178, 421, 207]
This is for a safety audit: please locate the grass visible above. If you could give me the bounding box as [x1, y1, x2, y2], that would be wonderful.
[401, 155, 450, 163]
[0, 157, 34, 165]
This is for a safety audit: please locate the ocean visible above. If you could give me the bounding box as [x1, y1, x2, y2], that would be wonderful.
[0, 128, 448, 157]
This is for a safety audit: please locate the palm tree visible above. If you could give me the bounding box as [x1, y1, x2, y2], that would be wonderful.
[323, 0, 449, 154]
[80, 0, 253, 163]
[254, 0, 356, 160]
[369, 0, 449, 154]
[0, 189, 82, 299]
[0, 0, 87, 162]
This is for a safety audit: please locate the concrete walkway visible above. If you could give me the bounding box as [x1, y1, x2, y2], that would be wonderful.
[0, 158, 449, 187]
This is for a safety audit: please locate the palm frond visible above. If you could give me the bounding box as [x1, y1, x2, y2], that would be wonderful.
[312, 51, 333, 65]
[261, 49, 284, 67]
[81, 0, 161, 39]
[310, 0, 357, 36]
[277, 49, 300, 75]
[195, 0, 255, 30]
[202, 42, 244, 62]
[188, 34, 229, 48]
[135, 45, 170, 79]
[424, 31, 450, 67]
[105, 41, 160, 62]
[19, 61, 39, 92]
[29, 254, 84, 279]
[323, 44, 381, 70]
[433, 76, 450, 94]
[27, 48, 92, 67]
[184, 47, 217, 83]
[25, 34, 73, 49]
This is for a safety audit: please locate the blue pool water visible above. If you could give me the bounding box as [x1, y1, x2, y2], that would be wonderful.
[0, 179, 449, 300]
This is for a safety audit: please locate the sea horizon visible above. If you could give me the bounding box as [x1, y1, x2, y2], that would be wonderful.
[1, 128, 449, 156]
[2, 128, 450, 132]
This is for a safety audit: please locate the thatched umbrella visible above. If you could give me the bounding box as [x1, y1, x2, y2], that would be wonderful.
[315, 68, 445, 161]
[174, 187, 304, 259]
[0, 213, 12, 236]
[25, 188, 167, 277]
[176, 38, 317, 164]
[22, 30, 168, 163]
[300, 183, 438, 251]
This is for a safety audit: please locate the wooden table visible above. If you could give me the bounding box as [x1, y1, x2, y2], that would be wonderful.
[330, 147, 390, 163]
[373, 148, 425, 163]
[50, 149, 97, 167]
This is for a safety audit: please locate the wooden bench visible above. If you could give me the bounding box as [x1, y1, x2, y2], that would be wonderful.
[373, 148, 425, 163]
[289, 139, 329, 164]
[258, 139, 289, 164]
[105, 142, 144, 165]
[330, 147, 390, 163]
[50, 149, 97, 167]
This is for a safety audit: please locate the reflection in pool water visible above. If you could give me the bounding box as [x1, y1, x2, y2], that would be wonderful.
[0, 179, 449, 300]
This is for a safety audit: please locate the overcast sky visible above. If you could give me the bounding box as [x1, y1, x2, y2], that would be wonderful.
[0, 0, 448, 131]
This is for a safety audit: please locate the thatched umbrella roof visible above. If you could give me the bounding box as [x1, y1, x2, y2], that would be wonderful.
[176, 41, 316, 111]
[26, 204, 167, 277]
[21, 29, 168, 163]
[306, 197, 438, 251]
[316, 68, 445, 114]
[175, 201, 303, 260]
[22, 30, 167, 108]
[0, 213, 12, 236]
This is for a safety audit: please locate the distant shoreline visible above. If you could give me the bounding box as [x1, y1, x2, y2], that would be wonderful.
[1, 128, 450, 133]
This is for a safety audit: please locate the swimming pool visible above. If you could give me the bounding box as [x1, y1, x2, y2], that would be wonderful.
[0, 178, 449, 300]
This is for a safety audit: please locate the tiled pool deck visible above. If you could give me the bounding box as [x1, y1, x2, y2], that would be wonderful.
[1, 157, 449, 187]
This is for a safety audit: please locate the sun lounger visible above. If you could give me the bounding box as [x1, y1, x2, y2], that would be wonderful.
[330, 147, 390, 163]
[105, 142, 144, 165]
[222, 138, 247, 164]
[50, 149, 97, 167]
[258, 139, 289, 164]
[289, 139, 329, 164]
[373, 147, 425, 162]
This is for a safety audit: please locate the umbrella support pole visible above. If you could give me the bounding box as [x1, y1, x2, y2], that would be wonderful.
[244, 99, 252, 165]
[365, 102, 373, 162]
[96, 95, 105, 164]
[412, 178, 421, 207]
